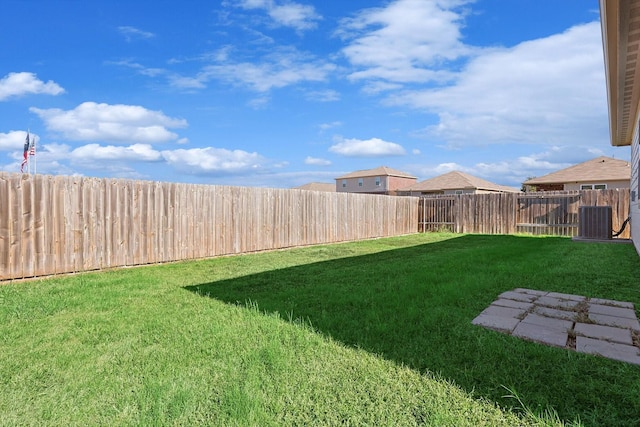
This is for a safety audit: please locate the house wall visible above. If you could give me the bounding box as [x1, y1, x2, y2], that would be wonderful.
[402, 191, 442, 197]
[631, 118, 640, 255]
[388, 176, 417, 191]
[563, 180, 630, 191]
[443, 189, 476, 195]
[337, 176, 387, 193]
[337, 175, 416, 194]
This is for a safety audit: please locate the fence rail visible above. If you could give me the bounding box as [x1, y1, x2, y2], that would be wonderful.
[0, 173, 418, 281]
[418, 190, 631, 238]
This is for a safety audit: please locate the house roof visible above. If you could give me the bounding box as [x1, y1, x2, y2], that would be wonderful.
[335, 166, 416, 180]
[400, 171, 519, 193]
[293, 182, 336, 192]
[523, 156, 631, 185]
[600, 0, 640, 147]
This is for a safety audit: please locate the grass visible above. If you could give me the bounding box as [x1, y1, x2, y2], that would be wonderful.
[1, 233, 639, 426]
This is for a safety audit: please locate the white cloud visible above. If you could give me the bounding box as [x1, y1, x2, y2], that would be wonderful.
[409, 162, 470, 180]
[108, 60, 166, 77]
[71, 143, 162, 162]
[305, 89, 340, 102]
[391, 22, 607, 148]
[113, 40, 334, 98]
[434, 162, 470, 174]
[168, 75, 207, 90]
[236, 0, 268, 8]
[30, 102, 187, 143]
[197, 50, 336, 92]
[269, 3, 320, 30]
[161, 147, 265, 174]
[304, 156, 331, 166]
[318, 121, 342, 131]
[338, 0, 471, 84]
[247, 95, 271, 109]
[0, 130, 30, 151]
[40, 142, 72, 159]
[360, 81, 403, 95]
[36, 141, 271, 177]
[329, 137, 406, 157]
[233, 0, 321, 31]
[473, 145, 611, 181]
[0, 72, 65, 101]
[118, 26, 156, 41]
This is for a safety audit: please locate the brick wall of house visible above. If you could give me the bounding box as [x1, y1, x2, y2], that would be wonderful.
[388, 176, 418, 192]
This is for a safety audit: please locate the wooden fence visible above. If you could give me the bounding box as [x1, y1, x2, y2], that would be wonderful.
[418, 190, 631, 238]
[0, 173, 418, 281]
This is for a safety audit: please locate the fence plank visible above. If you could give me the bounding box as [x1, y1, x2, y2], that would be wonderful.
[0, 174, 10, 277]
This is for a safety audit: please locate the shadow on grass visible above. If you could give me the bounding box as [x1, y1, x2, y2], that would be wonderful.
[185, 234, 640, 426]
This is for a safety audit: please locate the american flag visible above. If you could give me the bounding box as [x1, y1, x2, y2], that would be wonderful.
[29, 137, 36, 156]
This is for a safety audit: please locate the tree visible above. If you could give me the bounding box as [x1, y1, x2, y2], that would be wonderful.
[521, 177, 537, 192]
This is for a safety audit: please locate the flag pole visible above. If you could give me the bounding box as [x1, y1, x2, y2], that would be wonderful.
[32, 135, 37, 176]
[27, 129, 31, 175]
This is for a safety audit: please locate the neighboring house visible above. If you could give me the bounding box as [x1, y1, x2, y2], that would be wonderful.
[522, 156, 631, 192]
[293, 182, 336, 192]
[335, 166, 417, 195]
[398, 171, 520, 196]
[600, 0, 640, 255]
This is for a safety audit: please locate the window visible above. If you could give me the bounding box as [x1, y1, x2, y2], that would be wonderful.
[580, 184, 607, 190]
[358, 178, 363, 187]
[454, 190, 463, 195]
[342, 179, 346, 188]
[375, 176, 381, 186]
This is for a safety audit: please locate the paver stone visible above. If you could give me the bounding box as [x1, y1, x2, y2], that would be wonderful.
[480, 305, 527, 319]
[588, 313, 640, 331]
[588, 304, 638, 320]
[521, 313, 573, 331]
[576, 336, 640, 365]
[471, 314, 520, 333]
[492, 299, 534, 311]
[536, 296, 580, 310]
[513, 322, 568, 347]
[547, 292, 586, 302]
[498, 291, 538, 303]
[590, 298, 634, 309]
[574, 323, 633, 345]
[513, 288, 548, 297]
[534, 306, 577, 321]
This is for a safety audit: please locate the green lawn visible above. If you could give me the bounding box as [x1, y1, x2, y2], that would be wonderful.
[1, 233, 639, 426]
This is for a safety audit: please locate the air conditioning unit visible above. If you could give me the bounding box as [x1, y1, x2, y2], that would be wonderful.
[578, 206, 612, 240]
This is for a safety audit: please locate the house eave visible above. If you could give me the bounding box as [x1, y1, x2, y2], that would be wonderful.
[601, 0, 640, 147]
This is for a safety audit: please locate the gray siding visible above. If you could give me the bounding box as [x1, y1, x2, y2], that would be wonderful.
[632, 119, 640, 255]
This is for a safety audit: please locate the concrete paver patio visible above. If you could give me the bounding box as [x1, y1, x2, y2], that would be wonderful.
[472, 288, 640, 365]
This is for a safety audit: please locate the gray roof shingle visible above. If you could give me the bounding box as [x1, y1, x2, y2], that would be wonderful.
[335, 166, 416, 180]
[293, 182, 336, 192]
[401, 171, 519, 193]
[523, 156, 630, 185]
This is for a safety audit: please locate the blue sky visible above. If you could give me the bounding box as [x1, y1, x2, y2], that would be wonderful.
[0, 0, 622, 189]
